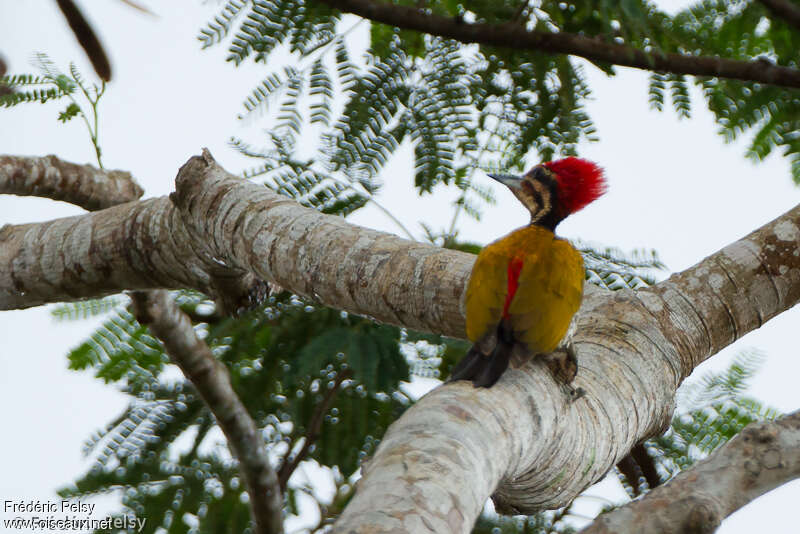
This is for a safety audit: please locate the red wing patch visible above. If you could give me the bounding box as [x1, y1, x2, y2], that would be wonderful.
[502, 257, 524, 319]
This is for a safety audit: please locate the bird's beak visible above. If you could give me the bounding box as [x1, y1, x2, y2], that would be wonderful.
[487, 173, 523, 192]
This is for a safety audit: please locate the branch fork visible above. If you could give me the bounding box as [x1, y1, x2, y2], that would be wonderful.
[3, 152, 800, 532]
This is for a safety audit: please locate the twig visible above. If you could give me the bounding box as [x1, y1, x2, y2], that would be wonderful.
[277, 369, 352, 490]
[316, 0, 800, 89]
[615, 452, 644, 497]
[629, 442, 661, 490]
[130, 290, 284, 534]
[512, 0, 530, 23]
[67, 77, 105, 168]
[615, 442, 662, 496]
[757, 0, 800, 32]
[54, 0, 111, 81]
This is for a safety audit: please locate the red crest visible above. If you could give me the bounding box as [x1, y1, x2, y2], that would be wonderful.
[543, 157, 607, 215]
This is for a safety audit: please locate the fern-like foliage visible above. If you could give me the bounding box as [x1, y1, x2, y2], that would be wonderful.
[67, 309, 169, 392]
[231, 135, 369, 216]
[0, 73, 72, 106]
[1, 54, 75, 107]
[200, 0, 678, 229]
[623, 351, 779, 492]
[1, 53, 106, 167]
[579, 244, 665, 290]
[204, 0, 800, 211]
[51, 296, 126, 321]
[61, 291, 411, 532]
[649, 0, 800, 182]
[198, 0, 250, 49]
[472, 510, 577, 534]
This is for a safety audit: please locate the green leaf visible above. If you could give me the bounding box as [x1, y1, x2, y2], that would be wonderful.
[66, 310, 167, 390]
[58, 102, 81, 123]
[297, 324, 408, 392]
[53, 74, 76, 93]
[198, 0, 249, 49]
[579, 244, 665, 290]
[643, 351, 779, 480]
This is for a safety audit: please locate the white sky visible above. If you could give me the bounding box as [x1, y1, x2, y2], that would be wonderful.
[1, 1, 798, 533]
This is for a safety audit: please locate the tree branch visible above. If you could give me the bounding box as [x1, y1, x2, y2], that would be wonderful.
[3, 152, 800, 532]
[55, 0, 112, 81]
[0, 154, 143, 210]
[630, 443, 661, 491]
[0, 156, 265, 313]
[129, 289, 284, 534]
[315, 0, 800, 89]
[758, 0, 800, 32]
[332, 196, 800, 530]
[582, 410, 800, 534]
[0, 152, 469, 335]
[0, 55, 14, 97]
[615, 443, 662, 496]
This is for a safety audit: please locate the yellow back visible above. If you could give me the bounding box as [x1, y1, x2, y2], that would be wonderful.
[464, 225, 584, 352]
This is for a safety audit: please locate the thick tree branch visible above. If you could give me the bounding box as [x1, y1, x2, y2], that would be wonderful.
[129, 290, 284, 534]
[0, 156, 264, 313]
[0, 152, 470, 336]
[758, 0, 800, 32]
[168, 151, 473, 336]
[0, 154, 143, 210]
[3, 152, 800, 532]
[315, 0, 800, 89]
[582, 410, 800, 534]
[646, 211, 800, 375]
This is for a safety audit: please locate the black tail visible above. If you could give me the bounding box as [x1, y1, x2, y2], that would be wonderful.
[450, 322, 514, 388]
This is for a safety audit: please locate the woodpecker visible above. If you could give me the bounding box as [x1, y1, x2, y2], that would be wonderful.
[451, 157, 607, 387]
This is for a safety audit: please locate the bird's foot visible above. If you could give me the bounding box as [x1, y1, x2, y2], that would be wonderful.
[542, 342, 584, 401]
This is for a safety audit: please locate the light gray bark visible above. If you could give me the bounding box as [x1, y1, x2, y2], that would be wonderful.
[0, 154, 143, 210]
[2, 151, 799, 532]
[0, 193, 266, 314]
[333, 204, 800, 532]
[0, 152, 467, 331]
[0, 154, 282, 533]
[581, 410, 800, 534]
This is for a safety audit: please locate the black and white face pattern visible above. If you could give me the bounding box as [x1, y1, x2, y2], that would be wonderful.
[487, 166, 563, 230]
[515, 166, 560, 229]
